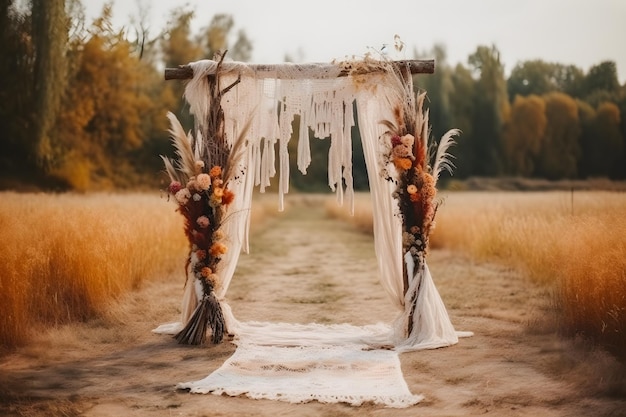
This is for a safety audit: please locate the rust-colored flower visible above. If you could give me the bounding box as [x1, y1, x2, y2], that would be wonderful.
[200, 267, 213, 277]
[221, 188, 235, 205]
[422, 173, 436, 200]
[196, 250, 207, 261]
[209, 242, 228, 257]
[209, 165, 222, 178]
[393, 157, 413, 171]
[409, 193, 420, 202]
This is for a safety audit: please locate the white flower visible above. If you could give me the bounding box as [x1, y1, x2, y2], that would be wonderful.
[174, 188, 191, 205]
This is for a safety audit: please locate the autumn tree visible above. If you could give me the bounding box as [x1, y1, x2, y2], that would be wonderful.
[502, 95, 547, 176]
[51, 5, 163, 189]
[536, 92, 580, 179]
[31, 0, 67, 169]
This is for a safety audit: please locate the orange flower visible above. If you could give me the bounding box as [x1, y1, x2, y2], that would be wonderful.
[221, 188, 235, 205]
[393, 157, 412, 171]
[213, 187, 224, 198]
[422, 173, 436, 200]
[410, 193, 420, 202]
[407, 184, 418, 194]
[200, 267, 212, 277]
[209, 242, 228, 257]
[209, 166, 222, 178]
[205, 273, 219, 289]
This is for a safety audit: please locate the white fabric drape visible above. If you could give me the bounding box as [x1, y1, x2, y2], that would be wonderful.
[154, 59, 469, 352]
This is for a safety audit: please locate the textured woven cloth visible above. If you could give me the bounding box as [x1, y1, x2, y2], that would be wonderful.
[177, 322, 424, 408]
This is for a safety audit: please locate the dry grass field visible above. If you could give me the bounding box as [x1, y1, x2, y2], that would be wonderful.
[328, 190, 626, 361]
[1, 191, 625, 416]
[0, 191, 282, 351]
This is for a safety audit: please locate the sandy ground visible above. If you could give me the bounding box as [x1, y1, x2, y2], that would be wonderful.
[1, 195, 625, 417]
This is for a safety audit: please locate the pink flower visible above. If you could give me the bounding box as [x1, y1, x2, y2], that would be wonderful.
[196, 215, 210, 228]
[169, 181, 182, 195]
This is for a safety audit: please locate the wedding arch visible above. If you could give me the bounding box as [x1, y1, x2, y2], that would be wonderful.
[153, 52, 471, 406]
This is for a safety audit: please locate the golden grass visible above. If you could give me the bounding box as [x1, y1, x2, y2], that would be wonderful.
[328, 190, 626, 359]
[0, 192, 188, 349]
[0, 191, 282, 351]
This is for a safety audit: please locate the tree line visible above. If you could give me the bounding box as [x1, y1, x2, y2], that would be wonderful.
[1, 1, 624, 192]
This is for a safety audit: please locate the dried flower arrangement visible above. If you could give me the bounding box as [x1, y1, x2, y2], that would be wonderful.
[378, 62, 460, 335]
[162, 53, 248, 345]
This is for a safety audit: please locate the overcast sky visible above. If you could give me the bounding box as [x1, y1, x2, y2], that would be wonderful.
[84, 0, 626, 83]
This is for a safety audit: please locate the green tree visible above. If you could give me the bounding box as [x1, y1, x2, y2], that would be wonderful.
[160, 7, 202, 130]
[584, 61, 620, 95]
[447, 63, 475, 178]
[507, 60, 585, 99]
[199, 13, 252, 61]
[414, 44, 454, 151]
[536, 92, 580, 179]
[0, 0, 35, 180]
[502, 95, 547, 176]
[508, 60, 558, 98]
[467, 45, 509, 176]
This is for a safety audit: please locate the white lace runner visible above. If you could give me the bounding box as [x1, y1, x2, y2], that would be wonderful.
[177, 322, 424, 408]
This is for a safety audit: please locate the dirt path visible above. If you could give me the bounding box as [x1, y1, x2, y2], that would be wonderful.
[1, 196, 625, 416]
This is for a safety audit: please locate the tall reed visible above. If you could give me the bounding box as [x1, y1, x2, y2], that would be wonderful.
[0, 192, 188, 349]
[328, 191, 626, 358]
[0, 191, 281, 350]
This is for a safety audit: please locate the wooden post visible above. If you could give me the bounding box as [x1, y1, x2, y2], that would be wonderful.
[164, 59, 435, 80]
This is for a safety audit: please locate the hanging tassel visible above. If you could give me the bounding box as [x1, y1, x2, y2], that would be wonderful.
[175, 292, 226, 345]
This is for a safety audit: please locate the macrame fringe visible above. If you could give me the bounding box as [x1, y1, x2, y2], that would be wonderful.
[175, 292, 226, 345]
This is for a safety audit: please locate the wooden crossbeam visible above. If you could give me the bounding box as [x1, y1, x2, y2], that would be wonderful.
[164, 59, 435, 80]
